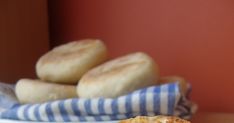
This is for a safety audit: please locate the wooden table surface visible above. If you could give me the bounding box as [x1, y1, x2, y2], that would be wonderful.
[191, 112, 234, 123]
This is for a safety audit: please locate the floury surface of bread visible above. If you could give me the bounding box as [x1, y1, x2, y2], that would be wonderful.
[15, 79, 77, 104]
[77, 52, 160, 98]
[36, 39, 107, 84]
[119, 116, 190, 123]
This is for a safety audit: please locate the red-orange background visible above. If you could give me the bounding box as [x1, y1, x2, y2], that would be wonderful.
[0, 0, 49, 83]
[48, 0, 234, 112]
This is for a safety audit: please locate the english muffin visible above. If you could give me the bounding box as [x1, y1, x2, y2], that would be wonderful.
[36, 39, 107, 83]
[15, 78, 77, 104]
[77, 52, 159, 98]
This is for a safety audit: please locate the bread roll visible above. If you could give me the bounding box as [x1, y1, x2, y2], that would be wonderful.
[119, 116, 190, 123]
[15, 79, 77, 104]
[77, 52, 159, 98]
[36, 39, 107, 83]
[159, 76, 188, 95]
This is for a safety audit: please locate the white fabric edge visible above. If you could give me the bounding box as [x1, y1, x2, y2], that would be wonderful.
[0, 119, 118, 123]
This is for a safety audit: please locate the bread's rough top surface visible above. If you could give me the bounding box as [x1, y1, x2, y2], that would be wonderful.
[119, 116, 190, 123]
[39, 39, 104, 65]
[36, 39, 107, 83]
[80, 52, 155, 84]
[77, 52, 159, 98]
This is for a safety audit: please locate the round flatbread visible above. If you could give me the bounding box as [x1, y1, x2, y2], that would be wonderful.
[15, 78, 77, 104]
[77, 52, 159, 98]
[36, 39, 107, 83]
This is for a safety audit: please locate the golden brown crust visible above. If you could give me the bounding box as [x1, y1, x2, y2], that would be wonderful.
[119, 116, 190, 123]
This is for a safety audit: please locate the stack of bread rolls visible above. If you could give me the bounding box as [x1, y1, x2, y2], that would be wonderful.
[16, 39, 108, 103]
[15, 39, 187, 104]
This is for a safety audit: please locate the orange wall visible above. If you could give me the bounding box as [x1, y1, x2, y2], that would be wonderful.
[0, 0, 49, 83]
[48, 0, 234, 112]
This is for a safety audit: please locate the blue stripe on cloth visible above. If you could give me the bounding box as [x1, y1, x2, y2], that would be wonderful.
[71, 99, 80, 116]
[79, 116, 87, 122]
[110, 99, 118, 120]
[84, 99, 92, 115]
[111, 99, 119, 114]
[34, 104, 42, 121]
[58, 101, 70, 122]
[98, 98, 105, 115]
[1, 107, 18, 120]
[45, 103, 54, 122]
[168, 83, 176, 115]
[139, 88, 147, 115]
[23, 104, 31, 121]
[11, 103, 20, 108]
[153, 85, 161, 114]
[94, 115, 102, 121]
[71, 99, 86, 121]
[0, 83, 195, 122]
[125, 94, 132, 118]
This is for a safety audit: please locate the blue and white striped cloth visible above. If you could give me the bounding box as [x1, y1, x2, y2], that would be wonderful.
[0, 82, 197, 122]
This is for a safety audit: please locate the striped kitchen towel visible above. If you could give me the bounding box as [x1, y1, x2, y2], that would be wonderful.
[0, 82, 197, 122]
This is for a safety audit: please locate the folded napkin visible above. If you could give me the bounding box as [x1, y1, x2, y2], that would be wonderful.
[0, 82, 197, 122]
